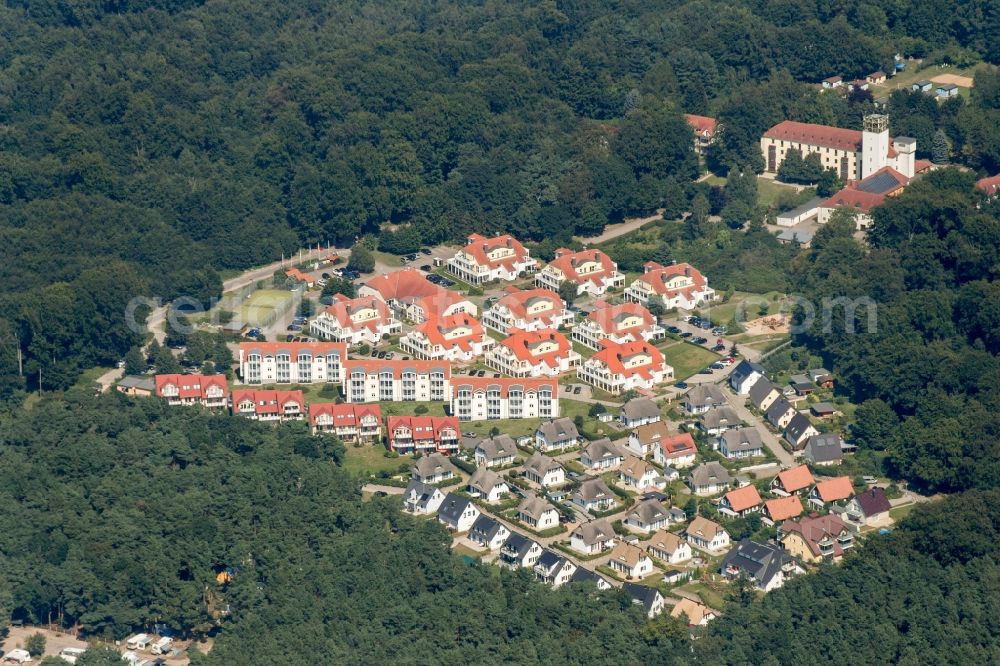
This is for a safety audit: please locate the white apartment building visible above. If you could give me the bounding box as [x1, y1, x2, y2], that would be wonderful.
[343, 359, 451, 403]
[534, 248, 624, 297]
[447, 233, 538, 284]
[481, 287, 574, 334]
[238, 342, 347, 385]
[451, 377, 559, 422]
[571, 300, 665, 350]
[486, 328, 580, 377]
[399, 312, 495, 362]
[624, 262, 716, 310]
[577, 339, 673, 395]
[309, 294, 401, 345]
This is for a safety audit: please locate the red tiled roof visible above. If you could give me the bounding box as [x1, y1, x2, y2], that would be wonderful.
[780, 514, 849, 557]
[239, 341, 347, 360]
[452, 376, 557, 397]
[309, 402, 382, 428]
[285, 268, 313, 283]
[658, 433, 697, 459]
[914, 159, 933, 174]
[822, 187, 886, 213]
[342, 359, 451, 379]
[386, 416, 459, 442]
[548, 248, 618, 286]
[814, 476, 854, 502]
[638, 262, 708, 299]
[496, 328, 574, 369]
[365, 268, 440, 301]
[586, 300, 656, 337]
[764, 120, 863, 152]
[462, 233, 531, 271]
[155, 373, 228, 399]
[322, 295, 393, 332]
[684, 114, 717, 137]
[410, 312, 486, 352]
[231, 389, 304, 414]
[764, 495, 803, 521]
[590, 339, 666, 380]
[977, 173, 1000, 196]
[724, 485, 762, 512]
[495, 287, 565, 324]
[775, 465, 815, 493]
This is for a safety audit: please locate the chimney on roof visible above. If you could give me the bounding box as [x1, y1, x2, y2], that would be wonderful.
[506, 238, 512, 248]
[684, 266, 691, 277]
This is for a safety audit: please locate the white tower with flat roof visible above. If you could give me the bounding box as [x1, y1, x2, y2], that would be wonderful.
[861, 114, 889, 179]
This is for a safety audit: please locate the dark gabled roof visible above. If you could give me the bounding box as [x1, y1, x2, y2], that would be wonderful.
[804, 433, 843, 462]
[720, 427, 764, 453]
[502, 531, 539, 558]
[700, 406, 741, 429]
[536, 549, 562, 569]
[623, 582, 661, 613]
[403, 479, 439, 503]
[766, 398, 794, 425]
[569, 567, 609, 587]
[437, 492, 474, 523]
[119, 375, 156, 390]
[748, 377, 778, 407]
[470, 514, 505, 540]
[855, 487, 891, 516]
[784, 413, 815, 443]
[620, 397, 660, 420]
[722, 539, 793, 587]
[685, 384, 727, 408]
[731, 360, 766, 384]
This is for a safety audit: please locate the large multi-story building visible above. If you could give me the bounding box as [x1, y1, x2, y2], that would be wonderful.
[571, 300, 664, 350]
[486, 328, 580, 377]
[309, 294, 401, 345]
[451, 377, 559, 421]
[577, 339, 673, 395]
[761, 115, 916, 182]
[447, 233, 538, 284]
[231, 389, 305, 422]
[238, 342, 347, 385]
[308, 403, 383, 443]
[624, 262, 715, 310]
[342, 359, 451, 403]
[386, 416, 460, 455]
[817, 165, 910, 230]
[399, 312, 495, 362]
[481, 287, 573, 334]
[359, 268, 477, 323]
[154, 373, 229, 408]
[534, 248, 624, 297]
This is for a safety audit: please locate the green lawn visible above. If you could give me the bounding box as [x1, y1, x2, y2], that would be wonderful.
[707, 291, 786, 326]
[757, 178, 815, 209]
[889, 503, 916, 523]
[341, 444, 411, 476]
[372, 250, 403, 268]
[561, 398, 628, 439]
[659, 342, 720, 380]
[678, 580, 728, 609]
[239, 289, 293, 325]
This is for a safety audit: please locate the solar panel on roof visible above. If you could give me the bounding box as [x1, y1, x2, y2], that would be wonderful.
[857, 170, 902, 194]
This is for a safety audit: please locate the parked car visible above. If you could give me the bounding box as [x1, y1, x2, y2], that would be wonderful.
[692, 336, 708, 344]
[698, 368, 714, 375]
[666, 326, 681, 334]
[377, 351, 387, 358]
[420, 248, 433, 255]
[287, 324, 301, 331]
[477, 370, 486, 376]
[285, 334, 294, 342]
[420, 264, 432, 272]
[385, 352, 395, 359]
[710, 362, 725, 370]
[680, 331, 693, 338]
[674, 381, 688, 389]
[573, 385, 582, 394]
[713, 344, 727, 352]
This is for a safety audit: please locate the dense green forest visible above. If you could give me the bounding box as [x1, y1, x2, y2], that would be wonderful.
[1, 0, 999, 392]
[0, 391, 995, 663]
[791, 170, 1000, 493]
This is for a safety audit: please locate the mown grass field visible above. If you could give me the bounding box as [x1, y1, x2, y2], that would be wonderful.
[660, 342, 721, 380]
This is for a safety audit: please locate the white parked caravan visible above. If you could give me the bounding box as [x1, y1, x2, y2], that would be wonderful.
[1, 649, 32, 664]
[58, 647, 87, 663]
[124, 634, 151, 651]
[150, 637, 172, 655]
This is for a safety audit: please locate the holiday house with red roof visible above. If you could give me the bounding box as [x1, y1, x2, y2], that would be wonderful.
[342, 359, 451, 403]
[359, 268, 477, 323]
[684, 114, 717, 154]
[481, 287, 574, 334]
[155, 373, 229, 409]
[653, 432, 698, 468]
[976, 173, 1000, 198]
[231, 389, 305, 422]
[761, 115, 916, 182]
[486, 328, 580, 378]
[238, 341, 347, 385]
[571, 299, 665, 350]
[309, 403, 383, 443]
[447, 233, 538, 285]
[386, 416, 460, 455]
[400, 312, 495, 362]
[578, 339, 673, 395]
[451, 377, 559, 421]
[624, 262, 716, 311]
[309, 294, 400, 345]
[534, 248, 624, 297]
